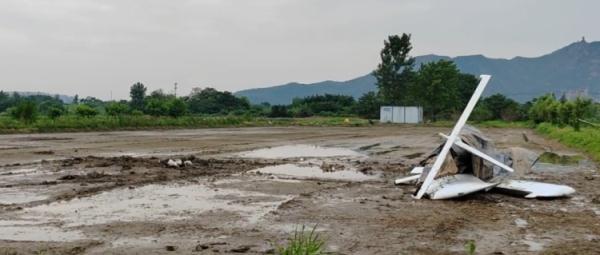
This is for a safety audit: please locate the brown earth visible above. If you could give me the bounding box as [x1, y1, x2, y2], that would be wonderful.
[0, 126, 598, 254]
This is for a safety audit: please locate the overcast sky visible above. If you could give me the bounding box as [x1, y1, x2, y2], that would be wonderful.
[1, 0, 598, 100]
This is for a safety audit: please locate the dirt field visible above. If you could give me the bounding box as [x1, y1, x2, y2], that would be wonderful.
[0, 126, 599, 254]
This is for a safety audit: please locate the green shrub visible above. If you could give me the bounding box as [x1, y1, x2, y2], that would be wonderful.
[75, 104, 99, 117]
[276, 225, 325, 255]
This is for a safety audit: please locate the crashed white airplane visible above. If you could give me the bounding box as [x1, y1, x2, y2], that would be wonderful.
[395, 75, 576, 200]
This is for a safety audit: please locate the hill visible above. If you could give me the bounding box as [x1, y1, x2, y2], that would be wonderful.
[236, 39, 600, 104]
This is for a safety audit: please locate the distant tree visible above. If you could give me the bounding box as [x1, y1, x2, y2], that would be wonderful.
[47, 107, 65, 120]
[373, 34, 415, 105]
[0, 91, 11, 112]
[130, 82, 147, 111]
[482, 94, 522, 121]
[75, 104, 99, 117]
[471, 103, 494, 121]
[167, 98, 187, 118]
[290, 104, 313, 118]
[528, 94, 592, 130]
[10, 101, 38, 123]
[79, 96, 105, 109]
[356, 92, 382, 119]
[457, 73, 479, 107]
[72, 94, 79, 104]
[187, 88, 249, 115]
[410, 60, 461, 121]
[269, 105, 291, 118]
[559, 93, 567, 103]
[144, 98, 169, 116]
[571, 97, 593, 130]
[529, 94, 558, 124]
[105, 102, 130, 116]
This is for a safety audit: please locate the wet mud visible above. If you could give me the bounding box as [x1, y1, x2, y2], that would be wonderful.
[0, 126, 598, 254]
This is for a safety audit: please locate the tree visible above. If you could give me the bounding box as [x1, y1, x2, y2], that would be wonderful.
[167, 98, 187, 118]
[130, 82, 147, 111]
[373, 34, 415, 105]
[410, 60, 461, 121]
[75, 104, 99, 117]
[356, 92, 382, 119]
[457, 73, 479, 107]
[482, 94, 522, 121]
[47, 107, 64, 120]
[105, 102, 130, 116]
[10, 101, 38, 123]
[187, 88, 249, 115]
[144, 98, 169, 116]
[289, 94, 355, 116]
[72, 94, 79, 104]
[571, 97, 593, 131]
[269, 105, 290, 118]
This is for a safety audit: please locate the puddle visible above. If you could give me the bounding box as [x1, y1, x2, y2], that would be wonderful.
[19, 182, 290, 227]
[238, 145, 363, 159]
[522, 240, 545, 252]
[537, 152, 583, 165]
[250, 164, 379, 182]
[0, 188, 49, 204]
[0, 225, 85, 242]
[530, 152, 595, 173]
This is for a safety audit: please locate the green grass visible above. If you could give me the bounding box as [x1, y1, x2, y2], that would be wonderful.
[0, 115, 370, 134]
[471, 120, 532, 129]
[536, 122, 600, 162]
[423, 120, 532, 129]
[276, 225, 326, 255]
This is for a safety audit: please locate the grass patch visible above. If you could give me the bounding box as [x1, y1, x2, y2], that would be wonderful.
[424, 120, 531, 129]
[471, 120, 532, 129]
[536, 123, 600, 162]
[275, 225, 326, 255]
[0, 116, 370, 134]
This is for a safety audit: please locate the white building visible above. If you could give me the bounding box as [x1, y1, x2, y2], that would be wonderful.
[380, 106, 423, 124]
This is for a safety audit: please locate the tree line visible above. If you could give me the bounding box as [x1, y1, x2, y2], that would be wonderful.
[1, 33, 598, 130]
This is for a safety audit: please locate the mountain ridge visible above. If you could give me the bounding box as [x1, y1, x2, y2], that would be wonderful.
[235, 40, 600, 104]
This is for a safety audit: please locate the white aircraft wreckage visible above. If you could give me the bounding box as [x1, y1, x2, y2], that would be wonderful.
[395, 75, 576, 200]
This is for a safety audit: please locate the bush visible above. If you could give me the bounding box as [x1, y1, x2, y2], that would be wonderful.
[75, 104, 99, 117]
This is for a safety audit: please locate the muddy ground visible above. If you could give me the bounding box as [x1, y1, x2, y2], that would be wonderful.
[0, 126, 599, 254]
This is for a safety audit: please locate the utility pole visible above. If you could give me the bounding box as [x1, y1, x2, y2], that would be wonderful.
[174, 82, 178, 97]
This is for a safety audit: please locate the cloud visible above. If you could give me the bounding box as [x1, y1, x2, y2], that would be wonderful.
[0, 0, 597, 99]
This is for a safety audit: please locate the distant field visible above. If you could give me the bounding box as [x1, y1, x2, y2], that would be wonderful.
[0, 115, 541, 134]
[0, 116, 371, 134]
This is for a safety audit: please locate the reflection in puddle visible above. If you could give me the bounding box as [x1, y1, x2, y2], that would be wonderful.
[250, 164, 379, 182]
[21, 182, 289, 227]
[238, 145, 363, 159]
